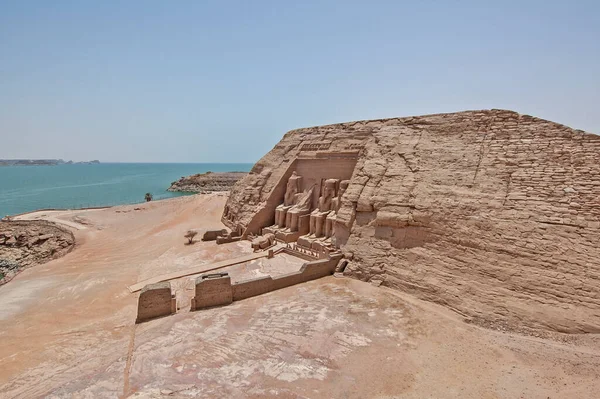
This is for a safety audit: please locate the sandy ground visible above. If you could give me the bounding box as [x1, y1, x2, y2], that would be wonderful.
[1, 194, 599, 398]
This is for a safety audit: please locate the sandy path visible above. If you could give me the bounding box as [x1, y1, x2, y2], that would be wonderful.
[0, 194, 249, 398]
[0, 194, 599, 398]
[15, 208, 107, 230]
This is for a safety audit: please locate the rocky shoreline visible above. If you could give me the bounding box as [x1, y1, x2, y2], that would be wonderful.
[0, 220, 75, 285]
[167, 171, 247, 193]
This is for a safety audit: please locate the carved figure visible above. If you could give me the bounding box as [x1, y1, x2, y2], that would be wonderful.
[274, 172, 301, 228]
[285, 185, 315, 232]
[308, 179, 338, 238]
[325, 180, 349, 238]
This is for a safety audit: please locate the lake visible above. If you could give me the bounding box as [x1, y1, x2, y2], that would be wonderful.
[0, 163, 253, 216]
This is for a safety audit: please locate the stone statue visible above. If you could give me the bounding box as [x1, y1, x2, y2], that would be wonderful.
[325, 180, 349, 238]
[308, 179, 338, 238]
[274, 172, 301, 228]
[285, 185, 315, 232]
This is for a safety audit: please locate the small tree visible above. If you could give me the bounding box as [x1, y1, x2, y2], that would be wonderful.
[184, 230, 198, 244]
[144, 193, 153, 202]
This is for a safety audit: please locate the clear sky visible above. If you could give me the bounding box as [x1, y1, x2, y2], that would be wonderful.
[1, 1, 598, 163]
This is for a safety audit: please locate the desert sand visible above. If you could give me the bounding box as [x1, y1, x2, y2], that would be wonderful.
[0, 194, 599, 398]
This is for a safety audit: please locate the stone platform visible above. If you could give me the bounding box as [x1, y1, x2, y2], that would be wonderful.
[263, 225, 304, 243]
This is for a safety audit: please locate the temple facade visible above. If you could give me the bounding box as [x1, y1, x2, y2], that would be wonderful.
[220, 109, 600, 333]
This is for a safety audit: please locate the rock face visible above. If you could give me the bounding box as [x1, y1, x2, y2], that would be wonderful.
[168, 171, 248, 193]
[223, 109, 600, 333]
[0, 220, 75, 285]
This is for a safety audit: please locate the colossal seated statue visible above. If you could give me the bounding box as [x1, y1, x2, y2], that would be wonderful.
[274, 172, 301, 228]
[325, 180, 349, 239]
[307, 179, 338, 238]
[285, 186, 315, 232]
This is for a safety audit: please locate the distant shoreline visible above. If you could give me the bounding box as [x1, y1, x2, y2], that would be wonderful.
[0, 159, 100, 166]
[4, 192, 229, 219]
[5, 206, 111, 219]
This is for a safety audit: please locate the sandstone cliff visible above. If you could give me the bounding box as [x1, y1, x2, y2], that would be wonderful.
[168, 171, 247, 193]
[0, 220, 75, 285]
[223, 109, 600, 333]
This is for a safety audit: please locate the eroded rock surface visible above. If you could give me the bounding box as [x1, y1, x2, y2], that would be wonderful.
[224, 109, 600, 333]
[168, 171, 248, 193]
[0, 220, 75, 284]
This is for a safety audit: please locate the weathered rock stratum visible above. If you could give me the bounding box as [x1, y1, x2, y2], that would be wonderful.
[223, 109, 600, 333]
[0, 220, 75, 285]
[168, 171, 248, 193]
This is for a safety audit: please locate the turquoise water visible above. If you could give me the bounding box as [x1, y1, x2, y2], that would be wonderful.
[0, 163, 253, 216]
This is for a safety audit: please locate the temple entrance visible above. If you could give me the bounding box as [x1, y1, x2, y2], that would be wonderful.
[258, 156, 356, 257]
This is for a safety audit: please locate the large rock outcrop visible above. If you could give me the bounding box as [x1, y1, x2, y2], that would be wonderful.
[223, 109, 600, 333]
[168, 171, 248, 193]
[0, 220, 75, 285]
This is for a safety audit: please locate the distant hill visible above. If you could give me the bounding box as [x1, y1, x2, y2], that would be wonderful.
[0, 159, 100, 166]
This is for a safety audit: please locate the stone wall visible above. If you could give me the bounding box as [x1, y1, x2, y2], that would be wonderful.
[201, 229, 228, 241]
[136, 282, 176, 323]
[224, 109, 600, 333]
[190, 273, 233, 310]
[232, 256, 340, 301]
[190, 256, 340, 310]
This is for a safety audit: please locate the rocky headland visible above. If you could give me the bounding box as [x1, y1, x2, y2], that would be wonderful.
[0, 220, 75, 285]
[168, 171, 247, 193]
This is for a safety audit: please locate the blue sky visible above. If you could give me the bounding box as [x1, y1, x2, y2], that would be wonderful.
[1, 1, 598, 162]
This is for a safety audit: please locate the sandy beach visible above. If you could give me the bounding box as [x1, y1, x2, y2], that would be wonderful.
[0, 194, 599, 398]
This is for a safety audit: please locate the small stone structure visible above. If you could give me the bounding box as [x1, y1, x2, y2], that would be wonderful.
[251, 233, 275, 251]
[190, 254, 341, 311]
[201, 228, 228, 241]
[190, 273, 233, 310]
[136, 282, 177, 323]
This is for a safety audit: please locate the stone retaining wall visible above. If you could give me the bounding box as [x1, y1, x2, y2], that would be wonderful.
[136, 282, 177, 323]
[191, 255, 341, 310]
[191, 273, 233, 310]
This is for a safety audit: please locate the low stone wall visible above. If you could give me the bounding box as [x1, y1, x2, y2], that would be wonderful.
[216, 235, 242, 245]
[191, 273, 233, 310]
[280, 247, 317, 261]
[136, 282, 177, 323]
[190, 254, 341, 310]
[201, 229, 228, 241]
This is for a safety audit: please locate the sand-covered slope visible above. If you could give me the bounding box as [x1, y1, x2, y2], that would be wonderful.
[225, 109, 600, 333]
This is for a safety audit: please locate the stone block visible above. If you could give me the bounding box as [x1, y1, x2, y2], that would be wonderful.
[191, 273, 233, 310]
[136, 282, 176, 323]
